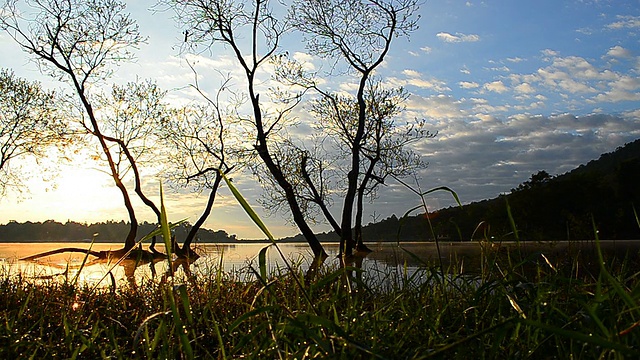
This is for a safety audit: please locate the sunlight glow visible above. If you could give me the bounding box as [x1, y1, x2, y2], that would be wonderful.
[0, 161, 126, 224]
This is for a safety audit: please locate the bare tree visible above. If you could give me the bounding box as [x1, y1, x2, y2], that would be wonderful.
[286, 0, 422, 256]
[158, 73, 237, 260]
[274, 75, 432, 254]
[0, 68, 65, 196]
[167, 0, 328, 258]
[94, 80, 174, 256]
[1, 0, 146, 254]
[351, 83, 433, 251]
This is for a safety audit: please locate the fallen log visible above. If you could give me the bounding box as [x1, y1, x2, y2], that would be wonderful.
[20, 247, 158, 262]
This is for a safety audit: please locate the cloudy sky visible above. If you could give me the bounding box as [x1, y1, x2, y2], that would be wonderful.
[1, 0, 639, 239]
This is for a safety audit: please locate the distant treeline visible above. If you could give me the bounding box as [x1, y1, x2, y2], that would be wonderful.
[0, 220, 238, 243]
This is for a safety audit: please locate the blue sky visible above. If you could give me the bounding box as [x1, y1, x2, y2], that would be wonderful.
[1, 0, 639, 239]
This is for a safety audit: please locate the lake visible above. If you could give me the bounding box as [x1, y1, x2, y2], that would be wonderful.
[1, 240, 639, 287]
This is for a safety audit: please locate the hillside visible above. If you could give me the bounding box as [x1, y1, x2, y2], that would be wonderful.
[279, 138, 640, 243]
[364, 138, 640, 242]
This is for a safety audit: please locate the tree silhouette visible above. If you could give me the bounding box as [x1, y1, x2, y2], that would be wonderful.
[0, 69, 65, 196]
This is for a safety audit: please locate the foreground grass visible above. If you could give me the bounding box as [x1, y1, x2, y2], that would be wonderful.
[1, 244, 640, 359]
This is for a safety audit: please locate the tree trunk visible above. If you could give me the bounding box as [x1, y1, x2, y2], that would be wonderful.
[355, 157, 378, 252]
[76, 93, 138, 250]
[177, 171, 225, 261]
[256, 143, 327, 258]
[339, 75, 370, 257]
[249, 81, 327, 258]
[301, 155, 342, 236]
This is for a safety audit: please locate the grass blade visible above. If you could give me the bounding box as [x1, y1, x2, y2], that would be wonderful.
[220, 171, 274, 241]
[258, 245, 269, 281]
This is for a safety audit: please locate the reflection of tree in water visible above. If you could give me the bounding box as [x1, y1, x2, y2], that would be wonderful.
[22, 247, 201, 288]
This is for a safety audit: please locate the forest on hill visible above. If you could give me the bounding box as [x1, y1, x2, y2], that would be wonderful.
[361, 138, 640, 242]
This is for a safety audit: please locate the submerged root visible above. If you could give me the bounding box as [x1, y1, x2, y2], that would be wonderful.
[20, 247, 104, 261]
[20, 247, 158, 263]
[20, 245, 201, 263]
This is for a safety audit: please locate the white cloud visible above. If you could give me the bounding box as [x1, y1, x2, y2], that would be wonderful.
[389, 70, 451, 92]
[514, 82, 535, 94]
[457, 45, 639, 115]
[529, 56, 609, 94]
[507, 57, 526, 63]
[420, 46, 432, 54]
[623, 108, 640, 119]
[402, 69, 421, 77]
[293, 52, 317, 70]
[592, 75, 640, 102]
[550, 56, 617, 80]
[436, 32, 480, 43]
[471, 102, 511, 114]
[414, 112, 640, 208]
[606, 15, 640, 30]
[405, 94, 466, 120]
[576, 27, 593, 35]
[335, 81, 359, 92]
[606, 45, 632, 58]
[407, 78, 451, 92]
[484, 80, 508, 93]
[459, 81, 480, 89]
[489, 66, 510, 72]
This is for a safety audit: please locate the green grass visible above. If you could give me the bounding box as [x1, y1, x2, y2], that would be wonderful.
[2, 180, 639, 358]
[1, 242, 640, 359]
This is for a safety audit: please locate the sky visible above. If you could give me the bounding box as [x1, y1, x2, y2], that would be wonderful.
[0, 0, 639, 240]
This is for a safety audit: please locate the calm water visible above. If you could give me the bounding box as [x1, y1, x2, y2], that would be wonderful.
[1, 240, 638, 287]
[0, 242, 417, 286]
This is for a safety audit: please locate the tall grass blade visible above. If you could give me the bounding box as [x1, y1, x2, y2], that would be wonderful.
[505, 198, 519, 243]
[258, 245, 268, 281]
[84, 217, 186, 296]
[229, 306, 278, 332]
[133, 310, 171, 347]
[220, 171, 274, 242]
[219, 170, 318, 313]
[166, 287, 193, 359]
[592, 217, 639, 315]
[506, 293, 526, 319]
[426, 318, 515, 358]
[160, 182, 173, 261]
[420, 185, 462, 206]
[71, 233, 98, 286]
[518, 318, 639, 356]
[176, 284, 193, 324]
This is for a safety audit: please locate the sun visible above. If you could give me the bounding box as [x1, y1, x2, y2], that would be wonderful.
[56, 166, 114, 198]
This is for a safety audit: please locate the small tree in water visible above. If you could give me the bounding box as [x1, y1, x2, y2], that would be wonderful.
[1, 0, 148, 255]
